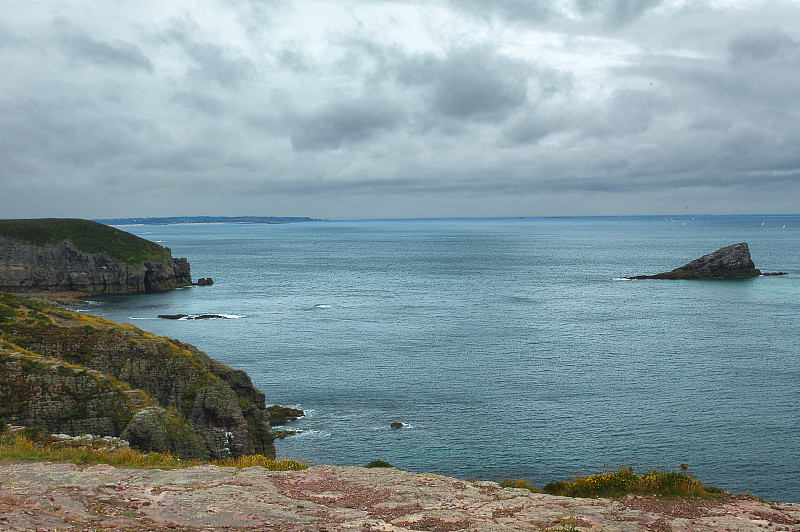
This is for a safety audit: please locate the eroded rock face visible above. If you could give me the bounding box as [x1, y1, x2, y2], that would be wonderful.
[0, 237, 192, 293]
[0, 293, 275, 460]
[630, 243, 762, 279]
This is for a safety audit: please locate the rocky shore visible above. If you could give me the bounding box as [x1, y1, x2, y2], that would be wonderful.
[1, 462, 798, 531]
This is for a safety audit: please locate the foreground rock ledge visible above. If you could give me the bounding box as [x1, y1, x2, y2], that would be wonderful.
[1, 462, 798, 531]
[629, 242, 764, 280]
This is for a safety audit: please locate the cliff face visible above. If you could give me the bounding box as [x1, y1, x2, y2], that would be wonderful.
[0, 292, 275, 460]
[630, 242, 762, 280]
[0, 219, 192, 293]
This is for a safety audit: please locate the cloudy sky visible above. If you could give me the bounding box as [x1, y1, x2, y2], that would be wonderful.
[2, 0, 799, 219]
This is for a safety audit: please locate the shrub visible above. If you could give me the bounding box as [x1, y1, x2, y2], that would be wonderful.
[499, 478, 536, 490]
[541, 466, 720, 499]
[364, 460, 394, 468]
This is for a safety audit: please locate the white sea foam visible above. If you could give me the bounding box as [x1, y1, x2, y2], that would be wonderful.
[293, 429, 330, 439]
[314, 304, 332, 309]
[612, 277, 631, 281]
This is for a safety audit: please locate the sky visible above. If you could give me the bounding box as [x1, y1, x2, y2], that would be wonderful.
[2, 0, 799, 219]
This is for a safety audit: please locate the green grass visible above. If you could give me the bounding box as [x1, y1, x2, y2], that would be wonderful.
[0, 218, 170, 265]
[0, 430, 307, 471]
[501, 466, 724, 499]
[364, 460, 394, 468]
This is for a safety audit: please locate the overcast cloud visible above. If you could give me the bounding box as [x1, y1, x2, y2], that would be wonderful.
[1, 0, 799, 219]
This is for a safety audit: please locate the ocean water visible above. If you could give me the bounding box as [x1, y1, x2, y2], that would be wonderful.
[75, 216, 800, 501]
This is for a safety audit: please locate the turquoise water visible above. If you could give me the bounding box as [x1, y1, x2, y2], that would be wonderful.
[77, 216, 800, 501]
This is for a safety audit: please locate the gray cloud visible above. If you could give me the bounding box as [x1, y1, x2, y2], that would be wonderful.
[451, 0, 663, 29]
[574, 0, 663, 28]
[447, 0, 559, 25]
[397, 46, 532, 121]
[1, 0, 799, 219]
[727, 27, 800, 65]
[159, 17, 254, 89]
[289, 97, 405, 151]
[170, 91, 227, 115]
[53, 18, 154, 73]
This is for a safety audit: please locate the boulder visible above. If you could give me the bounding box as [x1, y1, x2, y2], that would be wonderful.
[629, 243, 762, 279]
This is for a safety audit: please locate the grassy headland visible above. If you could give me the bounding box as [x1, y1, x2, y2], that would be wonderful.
[0, 218, 170, 265]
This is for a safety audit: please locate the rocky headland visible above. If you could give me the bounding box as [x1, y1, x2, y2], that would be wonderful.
[628, 242, 768, 280]
[0, 218, 193, 293]
[0, 292, 275, 460]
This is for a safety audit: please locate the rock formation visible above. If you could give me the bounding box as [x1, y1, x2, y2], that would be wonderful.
[629, 242, 762, 279]
[0, 292, 274, 460]
[0, 218, 192, 293]
[2, 462, 799, 530]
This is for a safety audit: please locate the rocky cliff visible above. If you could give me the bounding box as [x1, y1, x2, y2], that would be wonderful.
[629, 242, 762, 279]
[0, 292, 275, 460]
[0, 218, 192, 293]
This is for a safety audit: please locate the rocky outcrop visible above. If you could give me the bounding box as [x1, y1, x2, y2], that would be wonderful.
[0, 292, 275, 460]
[0, 219, 192, 293]
[1, 462, 798, 530]
[0, 348, 151, 437]
[629, 242, 762, 279]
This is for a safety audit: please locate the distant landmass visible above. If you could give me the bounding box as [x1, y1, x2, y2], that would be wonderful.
[95, 216, 320, 225]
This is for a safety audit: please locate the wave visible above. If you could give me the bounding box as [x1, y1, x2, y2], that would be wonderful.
[313, 304, 332, 309]
[612, 277, 632, 281]
[291, 429, 330, 439]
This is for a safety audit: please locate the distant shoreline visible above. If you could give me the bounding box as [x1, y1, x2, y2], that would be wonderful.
[95, 216, 320, 226]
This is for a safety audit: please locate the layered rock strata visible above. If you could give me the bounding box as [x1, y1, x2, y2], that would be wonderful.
[0, 219, 192, 293]
[0, 292, 274, 460]
[629, 242, 762, 279]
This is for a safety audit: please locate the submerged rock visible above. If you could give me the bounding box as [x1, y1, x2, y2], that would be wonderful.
[266, 405, 305, 425]
[157, 314, 229, 320]
[629, 243, 762, 279]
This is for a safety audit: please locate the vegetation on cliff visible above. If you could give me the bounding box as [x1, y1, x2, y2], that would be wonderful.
[0, 425, 305, 471]
[0, 219, 170, 265]
[501, 465, 724, 499]
[0, 292, 274, 460]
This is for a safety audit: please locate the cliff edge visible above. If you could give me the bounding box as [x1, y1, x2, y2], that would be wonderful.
[0, 218, 192, 293]
[0, 292, 275, 460]
[1, 462, 798, 531]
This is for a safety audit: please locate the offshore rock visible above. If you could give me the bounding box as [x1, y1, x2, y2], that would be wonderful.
[0, 218, 192, 293]
[0, 292, 275, 460]
[629, 242, 762, 279]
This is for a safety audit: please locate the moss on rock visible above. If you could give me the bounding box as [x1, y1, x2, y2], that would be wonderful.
[0, 292, 276, 460]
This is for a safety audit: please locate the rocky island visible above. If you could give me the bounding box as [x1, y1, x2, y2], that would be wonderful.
[0, 218, 193, 293]
[628, 242, 766, 279]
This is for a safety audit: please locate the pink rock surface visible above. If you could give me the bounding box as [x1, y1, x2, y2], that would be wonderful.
[1, 461, 798, 531]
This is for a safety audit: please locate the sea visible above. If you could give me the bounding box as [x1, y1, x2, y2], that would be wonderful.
[73, 215, 800, 502]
